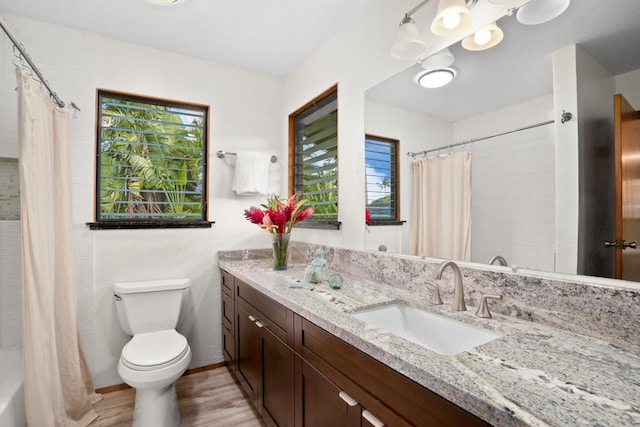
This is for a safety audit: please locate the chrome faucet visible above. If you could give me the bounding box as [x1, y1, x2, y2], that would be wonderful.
[488, 255, 508, 266]
[434, 260, 466, 311]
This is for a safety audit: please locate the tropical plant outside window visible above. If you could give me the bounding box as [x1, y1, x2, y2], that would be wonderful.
[289, 86, 339, 229]
[94, 90, 209, 228]
[365, 135, 398, 222]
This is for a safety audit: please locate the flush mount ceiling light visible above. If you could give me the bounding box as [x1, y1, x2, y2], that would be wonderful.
[431, 0, 476, 36]
[461, 21, 504, 50]
[391, 15, 427, 59]
[417, 68, 457, 88]
[418, 47, 455, 69]
[516, 0, 570, 25]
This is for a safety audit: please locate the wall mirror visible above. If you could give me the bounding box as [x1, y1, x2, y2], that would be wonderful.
[365, 0, 640, 282]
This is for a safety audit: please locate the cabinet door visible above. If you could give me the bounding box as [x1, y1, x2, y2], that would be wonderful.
[259, 325, 294, 427]
[236, 302, 260, 401]
[297, 357, 361, 427]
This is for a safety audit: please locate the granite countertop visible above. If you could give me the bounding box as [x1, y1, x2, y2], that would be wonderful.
[219, 258, 640, 427]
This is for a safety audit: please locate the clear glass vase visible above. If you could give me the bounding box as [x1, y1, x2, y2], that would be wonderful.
[272, 233, 290, 270]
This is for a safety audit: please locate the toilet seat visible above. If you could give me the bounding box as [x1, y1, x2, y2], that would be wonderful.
[121, 329, 189, 371]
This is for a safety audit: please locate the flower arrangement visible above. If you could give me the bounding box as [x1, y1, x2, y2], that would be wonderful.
[244, 193, 314, 270]
[244, 193, 314, 234]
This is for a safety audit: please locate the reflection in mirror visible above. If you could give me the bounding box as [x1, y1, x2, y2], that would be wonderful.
[365, 0, 640, 282]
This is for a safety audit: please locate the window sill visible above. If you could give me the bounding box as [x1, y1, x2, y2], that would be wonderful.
[367, 220, 406, 226]
[87, 220, 214, 230]
[295, 220, 341, 230]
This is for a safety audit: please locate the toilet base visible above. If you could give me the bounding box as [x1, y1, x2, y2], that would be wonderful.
[132, 383, 181, 427]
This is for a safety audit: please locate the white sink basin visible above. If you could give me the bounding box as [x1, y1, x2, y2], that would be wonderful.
[352, 304, 501, 356]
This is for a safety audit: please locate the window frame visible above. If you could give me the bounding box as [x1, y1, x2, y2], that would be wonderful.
[365, 134, 402, 225]
[89, 89, 211, 230]
[288, 85, 340, 230]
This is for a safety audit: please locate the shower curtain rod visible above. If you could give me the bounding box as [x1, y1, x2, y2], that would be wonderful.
[407, 119, 555, 159]
[0, 15, 67, 108]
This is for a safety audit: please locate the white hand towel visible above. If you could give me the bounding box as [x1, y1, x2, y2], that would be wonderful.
[232, 151, 272, 195]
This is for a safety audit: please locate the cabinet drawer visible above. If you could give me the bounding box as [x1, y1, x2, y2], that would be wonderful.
[299, 318, 489, 427]
[221, 269, 234, 295]
[237, 279, 289, 335]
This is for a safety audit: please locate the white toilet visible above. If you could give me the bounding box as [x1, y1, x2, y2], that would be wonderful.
[114, 278, 192, 427]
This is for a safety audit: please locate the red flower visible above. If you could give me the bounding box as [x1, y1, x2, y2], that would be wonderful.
[244, 193, 314, 234]
[294, 207, 314, 223]
[365, 208, 371, 225]
[244, 207, 264, 225]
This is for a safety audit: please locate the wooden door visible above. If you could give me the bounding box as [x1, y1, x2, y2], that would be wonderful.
[296, 358, 362, 427]
[236, 302, 260, 401]
[613, 94, 640, 281]
[259, 326, 294, 427]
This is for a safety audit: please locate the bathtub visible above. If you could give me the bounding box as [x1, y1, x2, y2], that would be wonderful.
[0, 349, 25, 427]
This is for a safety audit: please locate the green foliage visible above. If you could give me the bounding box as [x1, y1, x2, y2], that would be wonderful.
[99, 96, 204, 220]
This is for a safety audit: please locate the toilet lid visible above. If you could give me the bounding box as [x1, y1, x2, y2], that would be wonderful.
[121, 329, 189, 371]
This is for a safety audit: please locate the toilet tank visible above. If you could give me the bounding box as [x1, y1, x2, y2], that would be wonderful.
[114, 278, 190, 336]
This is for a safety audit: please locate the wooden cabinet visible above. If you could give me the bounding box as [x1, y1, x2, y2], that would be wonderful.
[221, 271, 235, 369]
[295, 357, 362, 427]
[220, 269, 491, 427]
[234, 277, 295, 427]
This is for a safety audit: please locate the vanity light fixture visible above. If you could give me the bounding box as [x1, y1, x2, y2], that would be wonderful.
[417, 68, 457, 88]
[461, 21, 504, 50]
[516, 0, 571, 25]
[391, 14, 427, 59]
[431, 0, 476, 36]
[391, 0, 478, 60]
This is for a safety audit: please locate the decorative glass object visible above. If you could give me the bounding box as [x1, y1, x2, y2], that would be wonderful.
[303, 248, 329, 283]
[272, 233, 291, 270]
[328, 273, 344, 289]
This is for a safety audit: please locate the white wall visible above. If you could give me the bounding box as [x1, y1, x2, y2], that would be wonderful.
[283, 0, 519, 251]
[0, 12, 284, 387]
[364, 100, 452, 254]
[615, 69, 640, 109]
[0, 0, 525, 387]
[455, 95, 556, 271]
[552, 45, 580, 274]
[364, 94, 556, 271]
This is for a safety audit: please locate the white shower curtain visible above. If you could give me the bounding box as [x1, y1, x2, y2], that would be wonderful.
[410, 151, 472, 260]
[16, 67, 100, 426]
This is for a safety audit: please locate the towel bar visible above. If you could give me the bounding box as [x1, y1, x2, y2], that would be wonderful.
[216, 150, 277, 163]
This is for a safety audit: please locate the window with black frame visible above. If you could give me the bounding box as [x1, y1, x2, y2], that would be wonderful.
[91, 90, 210, 229]
[289, 86, 339, 229]
[365, 134, 399, 223]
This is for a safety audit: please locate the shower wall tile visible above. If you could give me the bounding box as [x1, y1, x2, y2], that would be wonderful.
[1, 221, 21, 349]
[0, 157, 20, 220]
[459, 94, 556, 272]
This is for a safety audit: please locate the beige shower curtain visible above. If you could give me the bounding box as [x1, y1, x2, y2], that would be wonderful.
[410, 151, 472, 260]
[17, 67, 100, 427]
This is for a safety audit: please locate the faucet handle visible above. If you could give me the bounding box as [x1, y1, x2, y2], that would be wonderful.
[475, 294, 502, 318]
[424, 280, 443, 305]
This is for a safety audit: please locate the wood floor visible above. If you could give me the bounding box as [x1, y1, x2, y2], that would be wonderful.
[89, 367, 266, 426]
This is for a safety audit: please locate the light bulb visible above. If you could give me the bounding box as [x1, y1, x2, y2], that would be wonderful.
[473, 28, 492, 46]
[442, 11, 461, 30]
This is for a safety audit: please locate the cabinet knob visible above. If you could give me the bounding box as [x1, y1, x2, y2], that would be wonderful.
[338, 391, 358, 407]
[362, 409, 385, 427]
[255, 321, 264, 328]
[248, 315, 256, 322]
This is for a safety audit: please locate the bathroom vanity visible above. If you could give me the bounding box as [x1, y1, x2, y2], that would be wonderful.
[218, 244, 640, 427]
